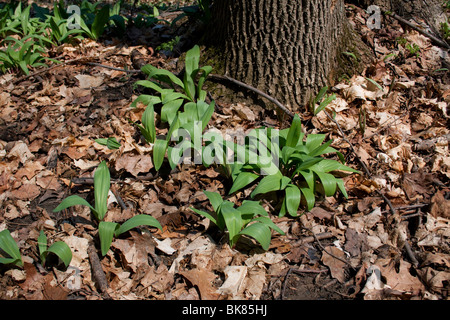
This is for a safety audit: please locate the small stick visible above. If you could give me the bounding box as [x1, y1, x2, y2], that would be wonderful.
[87, 245, 112, 300]
[110, 184, 128, 211]
[385, 12, 450, 49]
[208, 74, 295, 118]
[302, 227, 355, 270]
[291, 232, 334, 247]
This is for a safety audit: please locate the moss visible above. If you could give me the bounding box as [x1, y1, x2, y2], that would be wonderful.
[330, 22, 374, 86]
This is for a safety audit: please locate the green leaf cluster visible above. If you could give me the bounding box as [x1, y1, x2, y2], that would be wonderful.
[38, 231, 72, 268]
[191, 191, 284, 250]
[95, 137, 121, 150]
[54, 161, 162, 255]
[0, 229, 23, 268]
[132, 45, 214, 171]
[209, 115, 359, 217]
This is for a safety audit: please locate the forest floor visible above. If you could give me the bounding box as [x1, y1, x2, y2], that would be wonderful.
[0, 2, 449, 301]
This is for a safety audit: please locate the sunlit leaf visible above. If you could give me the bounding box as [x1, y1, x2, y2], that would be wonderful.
[116, 215, 162, 236]
[98, 221, 119, 256]
[94, 161, 110, 221]
[0, 230, 22, 267]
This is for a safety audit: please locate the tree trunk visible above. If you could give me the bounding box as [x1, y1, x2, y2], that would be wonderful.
[206, 0, 353, 111]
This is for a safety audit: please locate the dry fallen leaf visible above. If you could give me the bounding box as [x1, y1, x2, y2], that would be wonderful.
[321, 246, 347, 283]
[376, 259, 425, 295]
[179, 268, 220, 300]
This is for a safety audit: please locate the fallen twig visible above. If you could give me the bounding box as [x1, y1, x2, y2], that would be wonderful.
[292, 232, 333, 247]
[208, 74, 295, 118]
[385, 12, 450, 49]
[302, 227, 354, 270]
[88, 245, 112, 300]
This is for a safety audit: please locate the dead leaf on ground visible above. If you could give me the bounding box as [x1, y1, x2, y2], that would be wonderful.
[179, 268, 220, 300]
[376, 259, 425, 295]
[321, 246, 347, 283]
[430, 190, 450, 219]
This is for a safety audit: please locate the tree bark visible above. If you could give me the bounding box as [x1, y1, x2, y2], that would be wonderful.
[207, 0, 352, 111]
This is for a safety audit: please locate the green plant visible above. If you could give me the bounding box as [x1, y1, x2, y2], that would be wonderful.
[310, 86, 336, 115]
[0, 36, 58, 75]
[54, 160, 110, 221]
[98, 215, 162, 256]
[95, 137, 121, 150]
[191, 191, 284, 250]
[54, 161, 162, 255]
[132, 45, 214, 171]
[37, 231, 72, 268]
[0, 229, 23, 267]
[441, 21, 450, 40]
[215, 115, 359, 217]
[79, 4, 111, 40]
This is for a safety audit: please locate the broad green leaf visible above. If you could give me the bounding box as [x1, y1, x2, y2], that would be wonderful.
[250, 173, 283, 198]
[253, 216, 285, 235]
[238, 223, 271, 251]
[308, 139, 333, 157]
[199, 100, 215, 131]
[46, 241, 72, 268]
[95, 137, 120, 150]
[153, 139, 168, 171]
[161, 99, 183, 123]
[300, 186, 316, 211]
[0, 230, 22, 267]
[130, 95, 161, 108]
[53, 194, 95, 214]
[298, 169, 315, 190]
[191, 207, 218, 228]
[305, 134, 326, 153]
[134, 80, 165, 93]
[229, 172, 259, 194]
[285, 184, 301, 217]
[311, 159, 359, 173]
[184, 45, 200, 100]
[141, 104, 156, 143]
[94, 161, 110, 221]
[185, 45, 200, 78]
[237, 200, 268, 218]
[221, 203, 242, 247]
[286, 114, 302, 148]
[314, 171, 337, 197]
[91, 5, 110, 40]
[98, 221, 119, 256]
[204, 191, 223, 212]
[116, 214, 162, 236]
[142, 65, 185, 89]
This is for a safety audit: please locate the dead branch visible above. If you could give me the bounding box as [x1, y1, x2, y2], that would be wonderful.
[208, 74, 295, 118]
[87, 245, 112, 300]
[386, 12, 450, 49]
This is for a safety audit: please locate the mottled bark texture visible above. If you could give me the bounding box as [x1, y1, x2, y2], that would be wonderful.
[207, 0, 349, 111]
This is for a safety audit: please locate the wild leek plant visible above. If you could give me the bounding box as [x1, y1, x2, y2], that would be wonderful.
[0, 229, 23, 267]
[54, 161, 162, 255]
[38, 231, 72, 268]
[205, 115, 359, 217]
[191, 191, 284, 250]
[132, 45, 215, 171]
